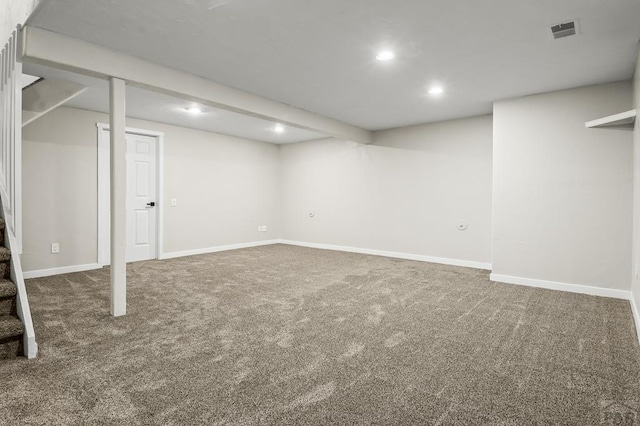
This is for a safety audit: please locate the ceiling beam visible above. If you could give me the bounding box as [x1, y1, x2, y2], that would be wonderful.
[20, 26, 373, 144]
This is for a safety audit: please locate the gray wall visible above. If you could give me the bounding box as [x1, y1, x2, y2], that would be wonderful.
[492, 81, 633, 291]
[280, 115, 493, 265]
[22, 107, 280, 272]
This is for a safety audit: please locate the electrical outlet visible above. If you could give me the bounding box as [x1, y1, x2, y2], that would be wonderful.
[51, 243, 60, 254]
[170, 198, 177, 207]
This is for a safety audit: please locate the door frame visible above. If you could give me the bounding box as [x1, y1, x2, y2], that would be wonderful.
[96, 122, 165, 265]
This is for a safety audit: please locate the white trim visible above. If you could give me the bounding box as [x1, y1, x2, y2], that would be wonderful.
[585, 109, 636, 129]
[97, 123, 165, 265]
[159, 240, 281, 260]
[278, 240, 492, 270]
[490, 273, 631, 300]
[23, 263, 103, 279]
[631, 294, 640, 345]
[156, 135, 165, 260]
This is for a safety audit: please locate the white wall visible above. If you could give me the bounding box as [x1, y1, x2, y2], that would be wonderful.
[492, 81, 633, 292]
[23, 108, 97, 271]
[280, 115, 493, 266]
[22, 106, 280, 272]
[0, 0, 39, 45]
[162, 122, 279, 254]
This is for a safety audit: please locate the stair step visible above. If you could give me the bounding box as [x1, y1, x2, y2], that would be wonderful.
[0, 315, 23, 340]
[0, 313, 22, 358]
[0, 247, 10, 280]
[0, 297, 16, 316]
[0, 279, 16, 298]
[0, 247, 10, 262]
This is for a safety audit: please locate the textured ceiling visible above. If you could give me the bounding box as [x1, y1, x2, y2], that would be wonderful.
[29, 0, 640, 130]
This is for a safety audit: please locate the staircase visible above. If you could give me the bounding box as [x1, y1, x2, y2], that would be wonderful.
[0, 218, 24, 358]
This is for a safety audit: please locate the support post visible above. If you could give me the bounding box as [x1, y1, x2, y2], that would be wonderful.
[109, 77, 126, 317]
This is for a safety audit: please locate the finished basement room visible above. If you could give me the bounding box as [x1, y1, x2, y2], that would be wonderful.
[0, 0, 639, 424]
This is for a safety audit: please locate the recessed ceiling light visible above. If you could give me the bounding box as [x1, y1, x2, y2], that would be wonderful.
[376, 51, 395, 61]
[184, 107, 202, 114]
[274, 124, 285, 133]
[428, 87, 444, 95]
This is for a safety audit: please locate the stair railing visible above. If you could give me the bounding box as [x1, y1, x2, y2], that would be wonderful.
[0, 26, 21, 251]
[0, 26, 36, 358]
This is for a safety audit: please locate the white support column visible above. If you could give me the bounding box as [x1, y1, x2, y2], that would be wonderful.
[109, 77, 126, 317]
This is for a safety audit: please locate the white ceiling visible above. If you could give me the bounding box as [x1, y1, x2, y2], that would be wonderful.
[22, 63, 324, 144]
[29, 0, 640, 130]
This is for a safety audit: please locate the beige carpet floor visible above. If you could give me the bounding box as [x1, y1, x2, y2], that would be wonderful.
[1, 244, 639, 425]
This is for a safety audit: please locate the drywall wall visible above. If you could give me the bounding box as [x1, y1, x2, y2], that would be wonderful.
[279, 115, 493, 266]
[631, 48, 640, 334]
[22, 107, 97, 272]
[161, 119, 279, 254]
[492, 81, 633, 292]
[22, 106, 279, 272]
[0, 0, 39, 45]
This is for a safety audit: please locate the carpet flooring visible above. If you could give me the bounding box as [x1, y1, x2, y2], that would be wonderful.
[1, 244, 639, 425]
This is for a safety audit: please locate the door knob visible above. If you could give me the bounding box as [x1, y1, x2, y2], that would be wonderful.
[146, 202, 155, 207]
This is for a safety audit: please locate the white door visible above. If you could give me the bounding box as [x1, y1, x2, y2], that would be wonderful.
[125, 133, 157, 262]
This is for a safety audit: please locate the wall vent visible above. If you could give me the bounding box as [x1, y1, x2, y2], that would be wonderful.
[550, 21, 577, 39]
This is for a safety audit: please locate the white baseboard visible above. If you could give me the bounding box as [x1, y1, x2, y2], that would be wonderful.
[23, 263, 103, 279]
[159, 240, 281, 260]
[631, 294, 640, 345]
[278, 240, 492, 270]
[490, 273, 631, 300]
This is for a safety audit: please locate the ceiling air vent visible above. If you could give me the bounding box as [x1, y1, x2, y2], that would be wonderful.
[550, 21, 577, 39]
